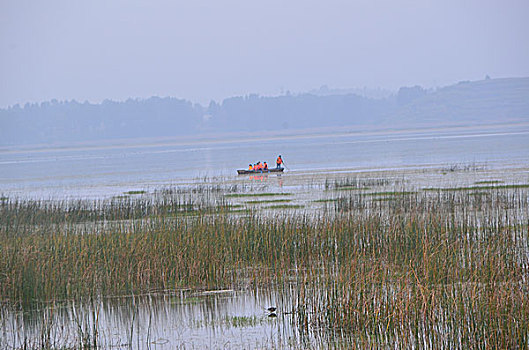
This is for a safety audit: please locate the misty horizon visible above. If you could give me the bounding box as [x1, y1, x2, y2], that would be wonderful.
[0, 75, 518, 110]
[2, 1, 529, 109]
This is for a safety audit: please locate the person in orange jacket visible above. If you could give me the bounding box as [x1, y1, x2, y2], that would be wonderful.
[263, 162, 268, 171]
[248, 164, 253, 171]
[276, 155, 283, 169]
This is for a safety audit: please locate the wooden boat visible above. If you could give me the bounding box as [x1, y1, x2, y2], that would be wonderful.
[237, 168, 284, 175]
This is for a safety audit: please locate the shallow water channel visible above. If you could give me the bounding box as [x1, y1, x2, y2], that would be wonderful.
[2, 287, 336, 349]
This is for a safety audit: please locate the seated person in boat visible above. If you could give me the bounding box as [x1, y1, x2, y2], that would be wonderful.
[248, 164, 253, 171]
[263, 162, 268, 170]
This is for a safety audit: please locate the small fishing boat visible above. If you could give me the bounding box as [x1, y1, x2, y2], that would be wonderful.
[237, 168, 284, 175]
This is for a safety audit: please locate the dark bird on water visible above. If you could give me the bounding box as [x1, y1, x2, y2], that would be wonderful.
[267, 307, 277, 313]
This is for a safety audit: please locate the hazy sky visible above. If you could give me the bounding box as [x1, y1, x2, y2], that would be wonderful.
[1, 0, 528, 107]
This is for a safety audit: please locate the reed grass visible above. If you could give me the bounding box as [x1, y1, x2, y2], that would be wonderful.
[424, 183, 529, 191]
[264, 204, 305, 209]
[0, 182, 527, 347]
[225, 192, 292, 198]
[244, 199, 293, 204]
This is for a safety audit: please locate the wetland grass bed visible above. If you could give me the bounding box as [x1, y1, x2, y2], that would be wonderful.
[1, 180, 528, 348]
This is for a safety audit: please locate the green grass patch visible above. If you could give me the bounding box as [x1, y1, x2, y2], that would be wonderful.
[366, 191, 416, 196]
[180, 296, 201, 305]
[331, 186, 370, 191]
[265, 204, 304, 209]
[313, 198, 339, 203]
[112, 195, 130, 199]
[224, 315, 260, 328]
[225, 192, 292, 198]
[424, 184, 529, 192]
[373, 197, 396, 202]
[474, 180, 503, 185]
[228, 209, 253, 214]
[245, 199, 292, 204]
[124, 190, 147, 195]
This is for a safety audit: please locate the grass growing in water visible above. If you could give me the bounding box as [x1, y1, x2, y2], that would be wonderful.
[0, 184, 528, 348]
[264, 204, 305, 209]
[225, 192, 292, 198]
[312, 198, 338, 203]
[474, 180, 503, 185]
[123, 190, 147, 195]
[245, 199, 292, 204]
[424, 183, 529, 191]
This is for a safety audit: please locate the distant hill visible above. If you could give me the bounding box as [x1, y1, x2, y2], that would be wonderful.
[1, 77, 528, 147]
[390, 77, 529, 126]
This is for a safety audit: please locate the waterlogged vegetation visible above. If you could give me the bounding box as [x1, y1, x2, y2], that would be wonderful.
[264, 204, 305, 210]
[474, 180, 503, 185]
[424, 183, 529, 191]
[123, 190, 147, 195]
[224, 192, 292, 198]
[324, 176, 394, 191]
[244, 199, 293, 204]
[1, 169, 528, 348]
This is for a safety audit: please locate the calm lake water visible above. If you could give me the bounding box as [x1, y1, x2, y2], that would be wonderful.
[1, 122, 529, 349]
[1, 123, 529, 199]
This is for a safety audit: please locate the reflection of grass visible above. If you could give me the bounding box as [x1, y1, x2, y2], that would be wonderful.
[265, 204, 304, 209]
[245, 199, 292, 204]
[124, 190, 146, 195]
[0, 197, 8, 201]
[225, 193, 292, 198]
[424, 184, 529, 191]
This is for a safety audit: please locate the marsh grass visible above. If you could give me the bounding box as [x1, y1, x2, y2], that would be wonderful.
[424, 183, 529, 191]
[245, 199, 293, 204]
[312, 198, 338, 203]
[224, 315, 261, 328]
[264, 204, 305, 209]
[475, 180, 503, 185]
[123, 190, 147, 195]
[1, 181, 528, 348]
[225, 192, 292, 198]
[324, 176, 394, 190]
[366, 191, 416, 196]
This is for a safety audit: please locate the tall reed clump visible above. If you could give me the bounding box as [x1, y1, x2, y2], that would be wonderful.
[293, 187, 529, 348]
[0, 185, 527, 347]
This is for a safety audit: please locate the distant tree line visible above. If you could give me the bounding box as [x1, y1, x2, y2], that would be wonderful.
[1, 77, 528, 146]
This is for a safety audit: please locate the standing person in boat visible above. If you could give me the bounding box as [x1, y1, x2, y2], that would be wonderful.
[276, 155, 283, 169]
